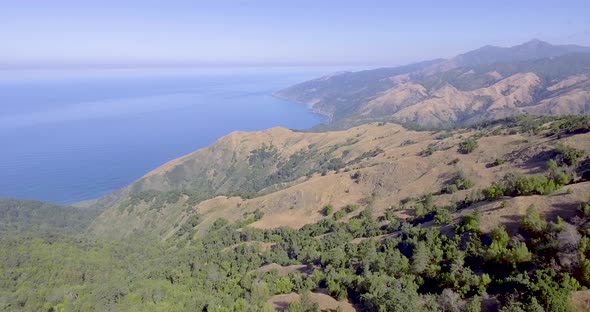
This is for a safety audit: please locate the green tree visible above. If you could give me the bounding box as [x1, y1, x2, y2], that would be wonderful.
[273, 276, 294, 294]
[327, 279, 347, 301]
[520, 206, 547, 236]
[321, 204, 334, 216]
[555, 144, 586, 167]
[412, 242, 429, 274]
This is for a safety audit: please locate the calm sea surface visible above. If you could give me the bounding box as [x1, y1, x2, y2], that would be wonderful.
[0, 66, 342, 204]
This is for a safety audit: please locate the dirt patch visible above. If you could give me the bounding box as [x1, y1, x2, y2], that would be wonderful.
[268, 290, 358, 312]
[571, 290, 590, 312]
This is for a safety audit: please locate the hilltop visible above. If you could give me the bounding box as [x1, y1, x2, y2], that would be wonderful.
[277, 40, 590, 128]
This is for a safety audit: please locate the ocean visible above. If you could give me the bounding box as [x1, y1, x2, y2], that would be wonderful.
[0, 66, 341, 204]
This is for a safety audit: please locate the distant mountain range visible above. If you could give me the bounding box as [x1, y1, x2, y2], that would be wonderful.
[276, 40, 590, 128]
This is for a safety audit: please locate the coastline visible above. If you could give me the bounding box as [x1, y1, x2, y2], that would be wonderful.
[0, 68, 327, 205]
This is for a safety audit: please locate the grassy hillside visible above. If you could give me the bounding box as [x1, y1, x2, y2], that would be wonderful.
[89, 116, 590, 241]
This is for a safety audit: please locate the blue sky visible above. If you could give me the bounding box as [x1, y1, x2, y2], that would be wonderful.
[1, 0, 589, 66]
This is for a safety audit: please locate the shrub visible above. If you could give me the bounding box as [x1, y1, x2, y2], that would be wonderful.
[415, 202, 427, 218]
[581, 259, 590, 286]
[520, 206, 547, 236]
[420, 144, 438, 156]
[333, 210, 346, 220]
[344, 204, 358, 214]
[455, 214, 481, 234]
[501, 172, 560, 196]
[530, 269, 580, 312]
[555, 144, 586, 167]
[434, 208, 452, 225]
[458, 138, 478, 154]
[442, 184, 459, 194]
[442, 172, 475, 194]
[351, 171, 362, 183]
[327, 279, 347, 300]
[580, 198, 590, 219]
[321, 204, 333, 216]
[493, 158, 506, 166]
[253, 209, 264, 221]
[272, 276, 294, 294]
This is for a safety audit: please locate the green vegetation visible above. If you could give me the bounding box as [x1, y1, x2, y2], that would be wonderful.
[458, 138, 478, 154]
[343, 204, 358, 214]
[470, 115, 590, 137]
[0, 199, 101, 234]
[348, 148, 384, 165]
[2, 115, 590, 311]
[491, 158, 506, 167]
[320, 204, 333, 216]
[419, 143, 438, 156]
[6, 193, 590, 311]
[175, 214, 201, 238]
[0, 168, 587, 311]
[555, 144, 586, 167]
[483, 170, 572, 200]
[441, 172, 475, 194]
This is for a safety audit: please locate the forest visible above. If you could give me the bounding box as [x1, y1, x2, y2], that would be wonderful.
[2, 115, 590, 312]
[2, 194, 590, 311]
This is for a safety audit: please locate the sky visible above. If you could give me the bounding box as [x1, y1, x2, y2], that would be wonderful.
[1, 0, 590, 66]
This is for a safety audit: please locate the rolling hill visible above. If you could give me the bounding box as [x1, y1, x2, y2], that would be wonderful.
[88, 116, 590, 240]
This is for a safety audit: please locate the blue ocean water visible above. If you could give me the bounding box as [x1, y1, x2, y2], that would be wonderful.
[0, 67, 339, 204]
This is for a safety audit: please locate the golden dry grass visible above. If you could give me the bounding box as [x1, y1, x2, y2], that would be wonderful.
[90, 121, 590, 238]
[268, 290, 358, 312]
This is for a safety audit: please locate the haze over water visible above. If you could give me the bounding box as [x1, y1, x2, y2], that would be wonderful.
[0, 67, 342, 204]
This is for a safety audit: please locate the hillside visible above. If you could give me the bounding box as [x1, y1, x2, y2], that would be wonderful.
[5, 115, 590, 311]
[89, 116, 590, 241]
[0, 198, 102, 234]
[276, 40, 590, 128]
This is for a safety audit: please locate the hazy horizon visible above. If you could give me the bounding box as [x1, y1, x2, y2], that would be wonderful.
[2, 0, 589, 67]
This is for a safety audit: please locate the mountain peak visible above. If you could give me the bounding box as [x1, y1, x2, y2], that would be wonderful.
[516, 38, 553, 49]
[522, 38, 549, 45]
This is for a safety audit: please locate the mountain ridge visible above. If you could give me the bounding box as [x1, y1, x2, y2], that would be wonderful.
[277, 40, 590, 128]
